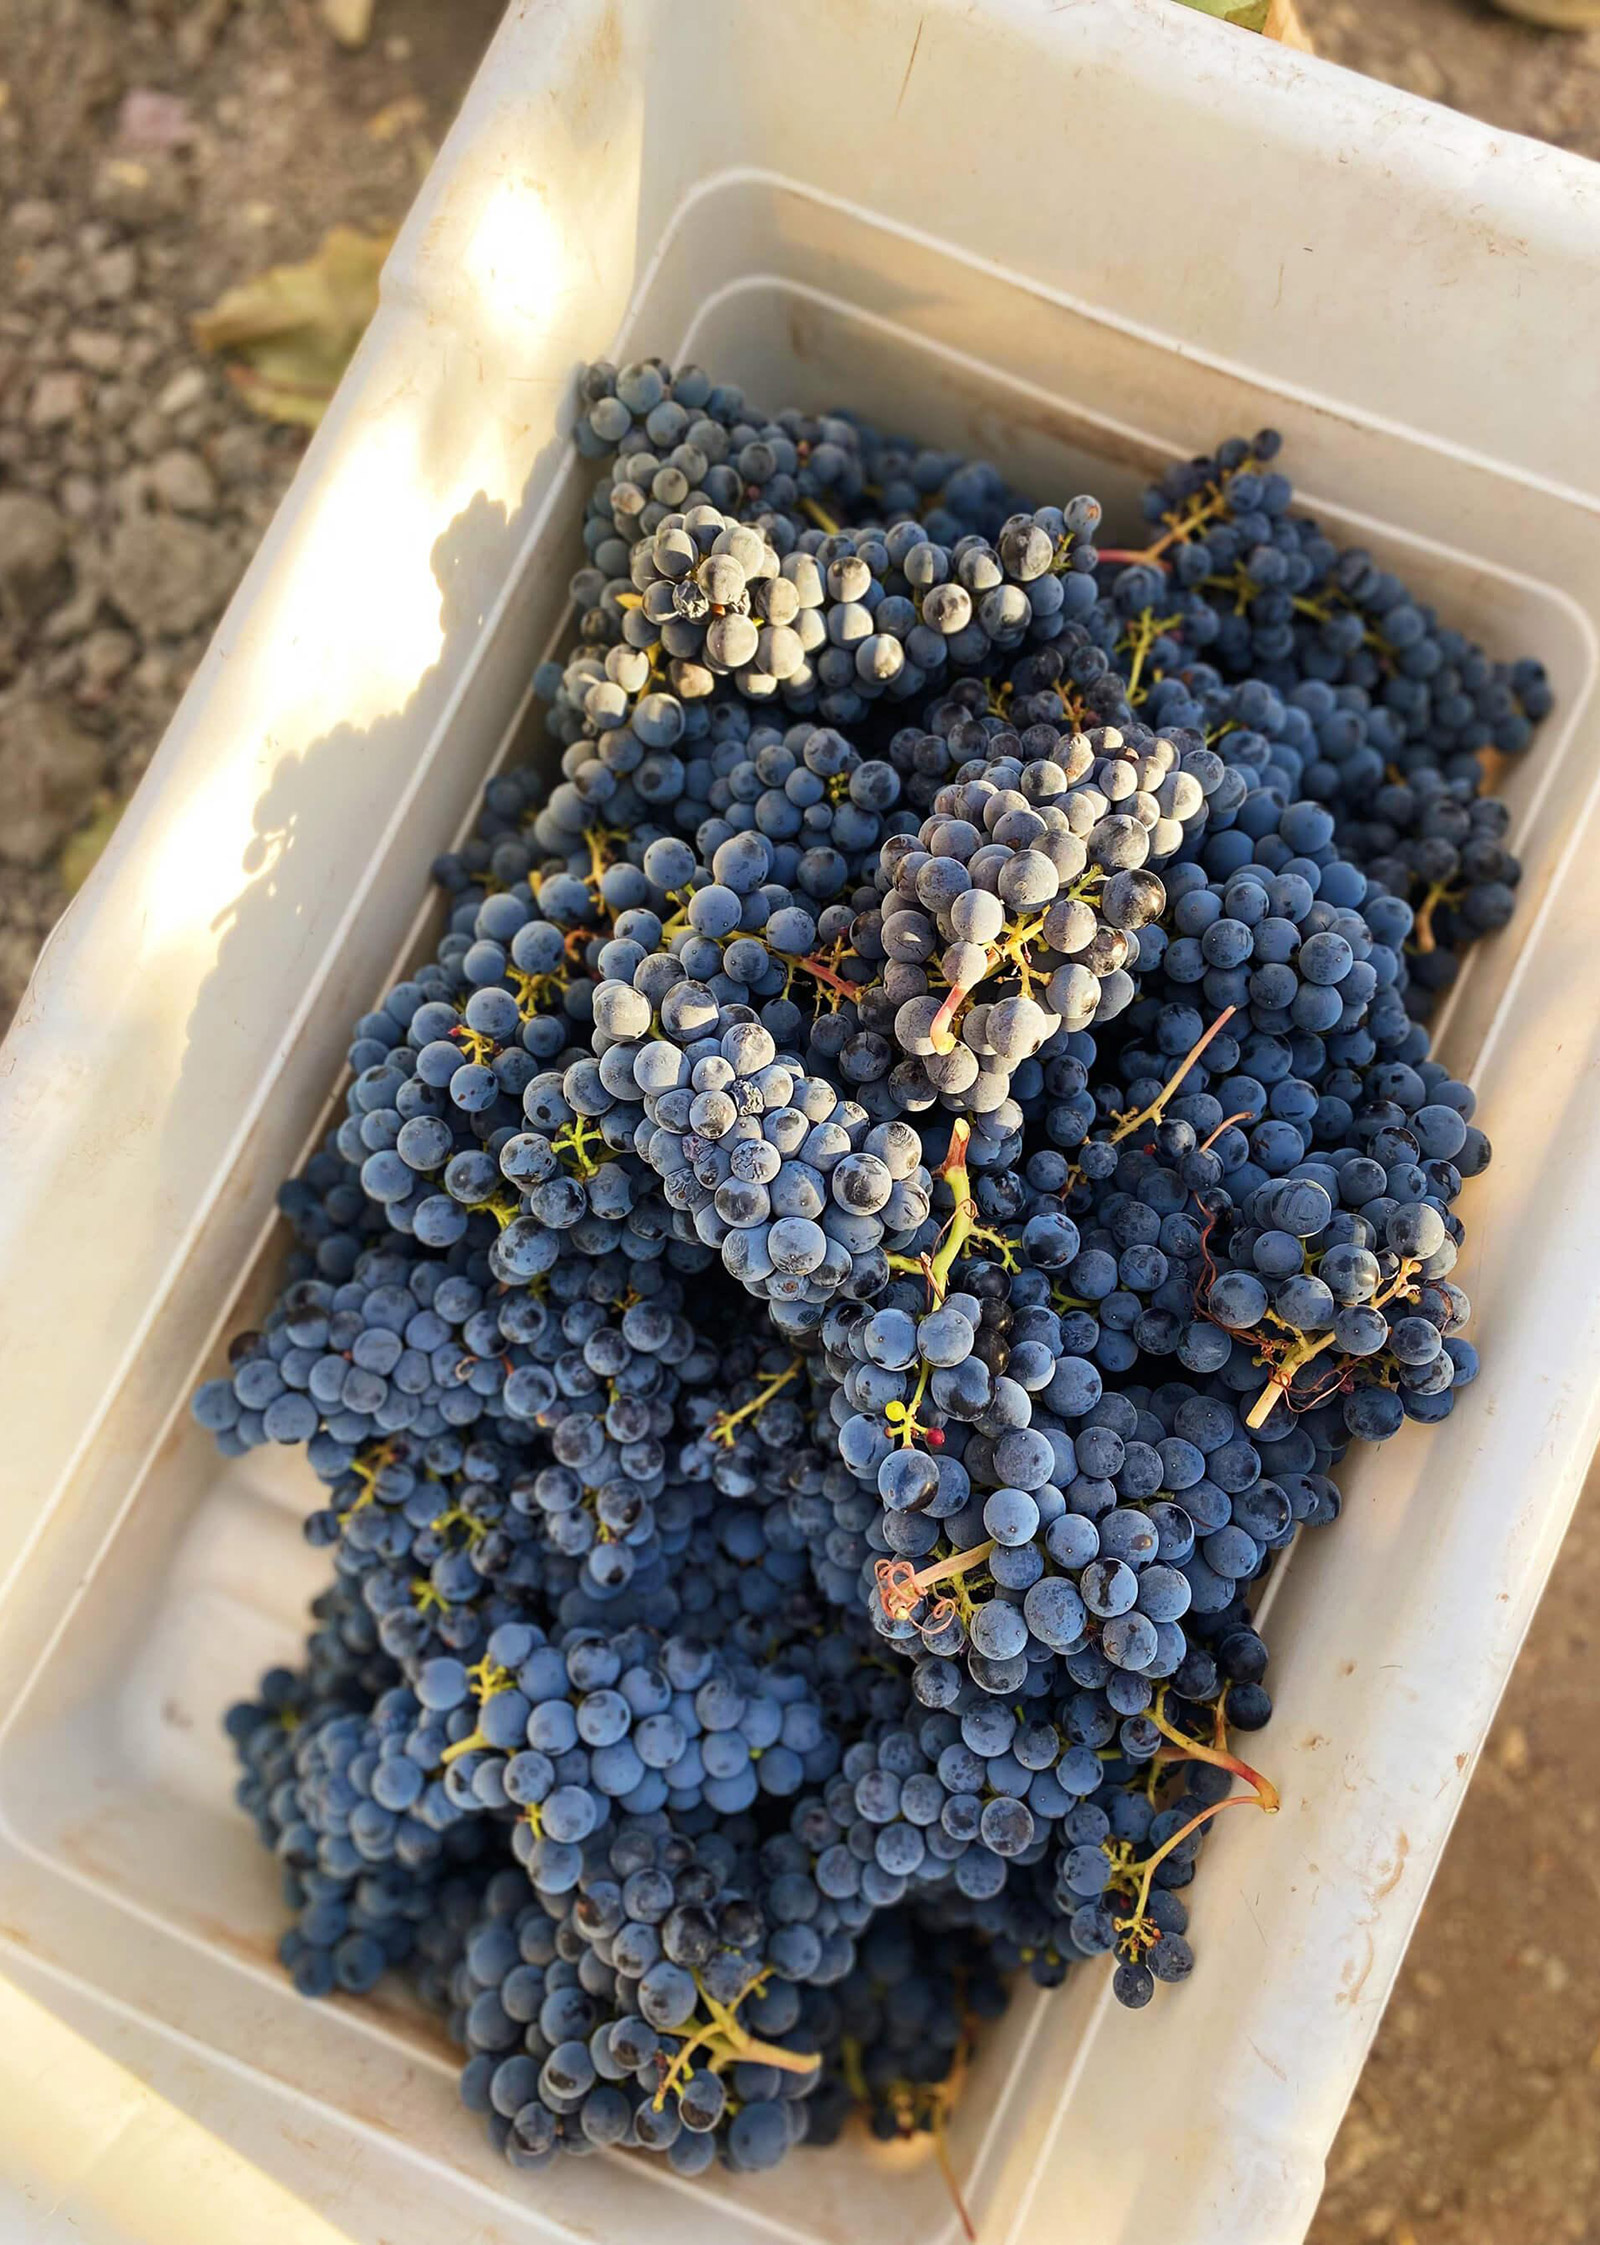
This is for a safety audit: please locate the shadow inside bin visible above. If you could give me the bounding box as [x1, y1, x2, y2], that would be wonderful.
[160, 416, 579, 1304]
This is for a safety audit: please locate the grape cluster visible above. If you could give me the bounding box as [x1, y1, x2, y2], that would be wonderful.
[578, 993, 933, 1318]
[200, 357, 1543, 2186]
[1097, 435, 1548, 1002]
[1338, 773, 1520, 1014]
[450, 1821, 836, 2174]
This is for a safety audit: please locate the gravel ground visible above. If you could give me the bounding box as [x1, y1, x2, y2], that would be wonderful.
[4, 3, 1598, 2239]
[1301, 0, 1600, 157]
[0, 0, 501, 1019]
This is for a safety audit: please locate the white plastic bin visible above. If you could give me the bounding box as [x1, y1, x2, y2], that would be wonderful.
[2, 3, 1599, 2239]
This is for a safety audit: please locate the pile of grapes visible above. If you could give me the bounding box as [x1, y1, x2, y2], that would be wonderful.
[198, 358, 1547, 2186]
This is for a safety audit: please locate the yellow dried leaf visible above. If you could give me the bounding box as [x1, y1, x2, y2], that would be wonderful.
[58, 795, 123, 897]
[191, 224, 394, 429]
[366, 94, 427, 143]
[1171, 0, 1271, 25]
[321, 0, 376, 49]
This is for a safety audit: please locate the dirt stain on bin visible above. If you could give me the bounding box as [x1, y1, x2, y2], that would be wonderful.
[1338, 1930, 1377, 2010]
[895, 17, 925, 115]
[1334, 1836, 1413, 2009]
[1371, 1832, 1411, 1904]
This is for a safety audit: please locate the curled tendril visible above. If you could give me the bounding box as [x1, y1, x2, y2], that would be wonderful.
[874, 1540, 997, 1627]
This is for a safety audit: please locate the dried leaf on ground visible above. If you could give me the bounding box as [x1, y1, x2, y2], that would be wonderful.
[1171, 0, 1274, 27]
[1266, 0, 1315, 44]
[58, 794, 123, 896]
[321, 0, 377, 50]
[191, 225, 393, 428]
[365, 94, 427, 142]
